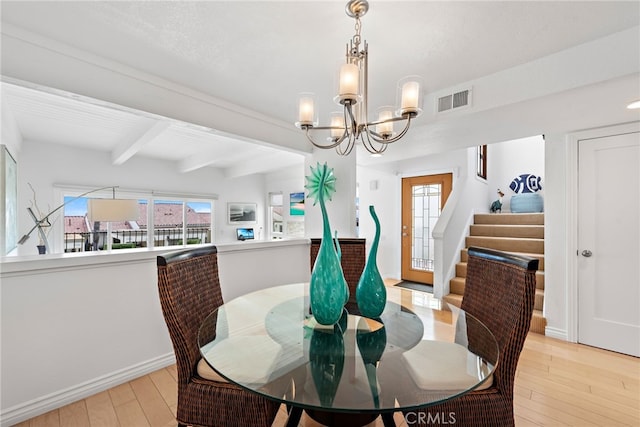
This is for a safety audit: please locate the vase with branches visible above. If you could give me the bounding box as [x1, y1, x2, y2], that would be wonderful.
[26, 183, 57, 254]
[18, 185, 128, 254]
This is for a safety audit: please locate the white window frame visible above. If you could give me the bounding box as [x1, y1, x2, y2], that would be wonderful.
[268, 191, 284, 240]
[53, 185, 217, 254]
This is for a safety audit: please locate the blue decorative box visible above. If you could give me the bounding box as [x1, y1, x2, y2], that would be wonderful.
[510, 193, 543, 213]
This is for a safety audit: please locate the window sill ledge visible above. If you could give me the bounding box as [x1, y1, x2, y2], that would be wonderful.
[0, 238, 310, 276]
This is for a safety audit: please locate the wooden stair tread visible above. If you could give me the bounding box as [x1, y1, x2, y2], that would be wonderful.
[450, 270, 544, 290]
[465, 236, 544, 254]
[467, 235, 544, 241]
[530, 310, 547, 334]
[442, 292, 546, 335]
[443, 293, 463, 307]
[460, 249, 545, 270]
[470, 224, 544, 238]
[461, 247, 545, 258]
[447, 281, 543, 309]
[473, 213, 544, 225]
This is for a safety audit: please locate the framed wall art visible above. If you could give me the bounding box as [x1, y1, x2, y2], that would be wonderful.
[227, 202, 257, 224]
[1, 145, 17, 255]
[290, 192, 305, 216]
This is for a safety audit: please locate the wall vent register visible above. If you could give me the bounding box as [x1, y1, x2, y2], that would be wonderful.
[437, 89, 471, 113]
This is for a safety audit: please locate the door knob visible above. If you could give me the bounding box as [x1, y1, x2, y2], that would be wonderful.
[581, 250, 593, 257]
[402, 232, 408, 237]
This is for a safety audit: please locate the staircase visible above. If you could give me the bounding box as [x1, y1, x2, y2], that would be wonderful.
[443, 213, 547, 334]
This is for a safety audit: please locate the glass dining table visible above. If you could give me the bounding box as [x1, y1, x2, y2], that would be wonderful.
[198, 283, 498, 427]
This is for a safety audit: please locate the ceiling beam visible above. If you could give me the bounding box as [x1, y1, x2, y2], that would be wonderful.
[111, 121, 169, 165]
[223, 151, 305, 179]
[177, 150, 226, 173]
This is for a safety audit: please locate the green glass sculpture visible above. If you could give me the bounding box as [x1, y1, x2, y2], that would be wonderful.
[306, 162, 349, 325]
[356, 205, 387, 318]
[356, 317, 387, 408]
[309, 324, 345, 407]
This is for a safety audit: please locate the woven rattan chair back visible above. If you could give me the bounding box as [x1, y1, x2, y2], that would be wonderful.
[404, 246, 538, 427]
[157, 245, 279, 427]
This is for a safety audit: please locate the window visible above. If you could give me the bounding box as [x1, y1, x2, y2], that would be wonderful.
[60, 186, 215, 253]
[269, 192, 284, 239]
[62, 196, 148, 252]
[153, 200, 212, 247]
[477, 145, 487, 179]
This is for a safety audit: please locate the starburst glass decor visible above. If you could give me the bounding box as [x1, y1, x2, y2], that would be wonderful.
[305, 162, 349, 325]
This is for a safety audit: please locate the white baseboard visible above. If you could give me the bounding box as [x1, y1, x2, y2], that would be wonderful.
[0, 353, 175, 427]
[544, 326, 569, 341]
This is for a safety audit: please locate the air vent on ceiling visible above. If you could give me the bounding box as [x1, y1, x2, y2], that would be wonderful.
[437, 88, 471, 113]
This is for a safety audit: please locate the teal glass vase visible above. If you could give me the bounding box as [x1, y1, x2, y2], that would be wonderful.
[307, 163, 348, 325]
[309, 324, 345, 407]
[356, 205, 387, 318]
[356, 317, 387, 408]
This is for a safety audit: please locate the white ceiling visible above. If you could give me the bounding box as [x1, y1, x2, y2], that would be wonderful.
[1, 82, 305, 177]
[2, 1, 639, 175]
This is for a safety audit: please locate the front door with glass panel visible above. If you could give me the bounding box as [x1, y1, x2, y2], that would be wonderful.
[401, 174, 452, 284]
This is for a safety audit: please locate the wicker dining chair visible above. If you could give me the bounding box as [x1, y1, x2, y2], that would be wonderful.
[157, 245, 280, 427]
[403, 246, 538, 427]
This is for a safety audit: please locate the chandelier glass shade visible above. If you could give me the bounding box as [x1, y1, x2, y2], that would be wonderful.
[295, 0, 423, 156]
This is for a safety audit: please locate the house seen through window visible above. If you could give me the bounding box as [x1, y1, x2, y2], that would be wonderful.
[63, 195, 212, 252]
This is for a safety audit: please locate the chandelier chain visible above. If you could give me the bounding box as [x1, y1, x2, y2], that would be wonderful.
[352, 17, 362, 49]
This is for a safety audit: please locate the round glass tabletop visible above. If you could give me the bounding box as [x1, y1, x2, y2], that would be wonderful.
[198, 283, 497, 415]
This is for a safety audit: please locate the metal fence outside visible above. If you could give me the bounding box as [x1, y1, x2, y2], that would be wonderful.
[64, 227, 212, 252]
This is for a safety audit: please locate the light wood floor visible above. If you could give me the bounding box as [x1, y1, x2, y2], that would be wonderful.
[14, 333, 639, 427]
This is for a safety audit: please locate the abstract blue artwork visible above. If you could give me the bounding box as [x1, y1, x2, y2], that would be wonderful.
[509, 174, 542, 193]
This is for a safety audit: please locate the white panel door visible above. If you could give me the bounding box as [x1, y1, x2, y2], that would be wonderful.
[578, 131, 640, 356]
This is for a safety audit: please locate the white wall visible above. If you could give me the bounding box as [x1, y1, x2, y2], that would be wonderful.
[487, 135, 545, 211]
[0, 252, 172, 425]
[355, 164, 400, 279]
[214, 173, 267, 244]
[304, 149, 357, 239]
[543, 133, 568, 337]
[0, 239, 310, 426]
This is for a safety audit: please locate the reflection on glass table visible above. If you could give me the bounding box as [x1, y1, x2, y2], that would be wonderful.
[198, 283, 497, 427]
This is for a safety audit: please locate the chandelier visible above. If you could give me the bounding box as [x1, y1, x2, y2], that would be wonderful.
[295, 0, 422, 156]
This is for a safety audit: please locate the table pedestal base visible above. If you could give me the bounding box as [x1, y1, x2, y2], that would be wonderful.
[285, 407, 396, 427]
[306, 409, 377, 427]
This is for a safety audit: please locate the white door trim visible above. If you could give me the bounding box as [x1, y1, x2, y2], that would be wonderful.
[566, 121, 640, 343]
